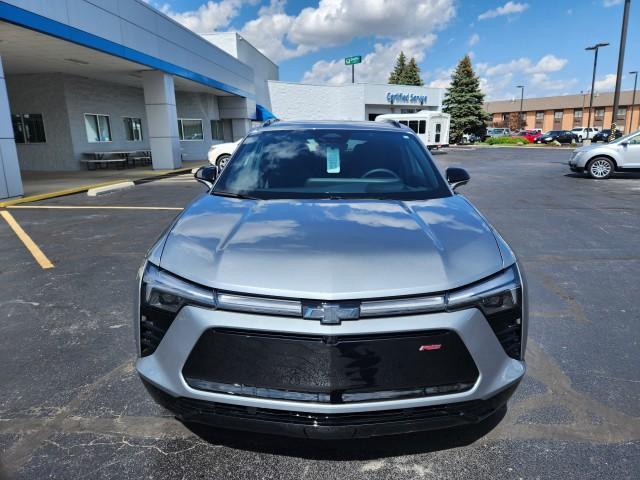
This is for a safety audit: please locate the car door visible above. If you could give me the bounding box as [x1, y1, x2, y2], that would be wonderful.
[620, 133, 640, 167]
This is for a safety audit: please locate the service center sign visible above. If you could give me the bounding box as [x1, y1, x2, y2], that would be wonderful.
[386, 92, 428, 104]
[345, 55, 362, 65]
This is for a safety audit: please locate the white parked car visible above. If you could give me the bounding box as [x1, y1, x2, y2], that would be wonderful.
[569, 130, 640, 179]
[570, 127, 600, 142]
[207, 139, 240, 169]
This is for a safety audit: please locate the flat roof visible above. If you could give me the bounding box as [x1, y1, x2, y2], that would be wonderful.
[485, 90, 638, 113]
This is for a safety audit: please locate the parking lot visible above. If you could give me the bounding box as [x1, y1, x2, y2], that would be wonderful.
[1, 147, 639, 479]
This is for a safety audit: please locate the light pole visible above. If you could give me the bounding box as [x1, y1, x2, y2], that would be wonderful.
[610, 0, 631, 141]
[628, 71, 638, 133]
[585, 42, 609, 140]
[516, 85, 525, 130]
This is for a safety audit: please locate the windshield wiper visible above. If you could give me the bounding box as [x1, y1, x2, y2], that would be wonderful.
[213, 191, 261, 201]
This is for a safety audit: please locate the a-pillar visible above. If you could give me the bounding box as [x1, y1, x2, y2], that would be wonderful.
[142, 71, 181, 170]
[0, 55, 23, 199]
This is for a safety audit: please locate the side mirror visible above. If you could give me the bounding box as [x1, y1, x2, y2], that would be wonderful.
[194, 165, 218, 188]
[446, 167, 470, 191]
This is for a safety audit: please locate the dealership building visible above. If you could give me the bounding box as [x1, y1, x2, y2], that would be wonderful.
[486, 90, 640, 133]
[267, 81, 444, 121]
[0, 0, 446, 201]
[0, 0, 277, 200]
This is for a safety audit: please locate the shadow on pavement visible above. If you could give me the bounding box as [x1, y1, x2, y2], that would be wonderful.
[183, 405, 506, 460]
[565, 172, 640, 179]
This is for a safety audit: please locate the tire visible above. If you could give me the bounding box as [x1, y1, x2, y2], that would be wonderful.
[587, 157, 614, 179]
[578, 135, 583, 142]
[216, 154, 231, 169]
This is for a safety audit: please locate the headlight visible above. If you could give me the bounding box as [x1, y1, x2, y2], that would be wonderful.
[446, 265, 521, 315]
[138, 263, 216, 356]
[143, 262, 216, 313]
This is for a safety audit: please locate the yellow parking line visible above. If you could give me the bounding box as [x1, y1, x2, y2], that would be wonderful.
[8, 206, 183, 211]
[0, 210, 54, 269]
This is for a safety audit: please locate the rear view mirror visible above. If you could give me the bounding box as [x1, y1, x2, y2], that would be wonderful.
[194, 165, 218, 188]
[446, 167, 470, 191]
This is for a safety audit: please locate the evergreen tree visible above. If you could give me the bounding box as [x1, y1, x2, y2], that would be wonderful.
[388, 51, 407, 84]
[442, 55, 489, 143]
[401, 57, 424, 86]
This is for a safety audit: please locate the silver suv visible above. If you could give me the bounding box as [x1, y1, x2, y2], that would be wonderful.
[135, 121, 527, 438]
[569, 130, 640, 179]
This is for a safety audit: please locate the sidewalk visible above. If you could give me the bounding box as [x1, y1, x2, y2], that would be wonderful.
[2, 160, 206, 206]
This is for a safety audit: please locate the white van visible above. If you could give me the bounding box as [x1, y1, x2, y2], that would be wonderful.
[375, 111, 450, 149]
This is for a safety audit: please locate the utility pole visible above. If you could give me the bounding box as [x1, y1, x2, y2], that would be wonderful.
[629, 71, 638, 133]
[516, 85, 525, 130]
[585, 42, 609, 140]
[610, 0, 631, 141]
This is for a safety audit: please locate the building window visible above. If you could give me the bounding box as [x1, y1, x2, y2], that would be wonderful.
[617, 107, 627, 119]
[84, 114, 112, 142]
[210, 120, 224, 140]
[502, 113, 509, 123]
[123, 117, 143, 141]
[574, 109, 583, 119]
[401, 108, 418, 114]
[11, 113, 46, 143]
[535, 111, 544, 120]
[553, 110, 563, 122]
[595, 108, 605, 119]
[178, 119, 203, 141]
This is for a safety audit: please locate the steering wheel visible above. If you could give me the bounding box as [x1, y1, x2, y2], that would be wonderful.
[360, 168, 400, 179]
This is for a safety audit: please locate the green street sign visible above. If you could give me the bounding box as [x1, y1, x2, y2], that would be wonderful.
[345, 55, 362, 65]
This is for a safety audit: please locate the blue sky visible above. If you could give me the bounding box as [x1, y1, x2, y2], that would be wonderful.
[154, 0, 640, 100]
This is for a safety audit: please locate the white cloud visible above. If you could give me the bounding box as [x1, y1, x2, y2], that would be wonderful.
[478, 1, 529, 20]
[289, 0, 455, 47]
[477, 54, 572, 99]
[594, 73, 617, 90]
[159, 0, 251, 32]
[468, 33, 480, 46]
[239, 0, 314, 62]
[427, 68, 453, 89]
[477, 54, 567, 77]
[302, 34, 437, 85]
[603, 0, 623, 6]
[165, 0, 456, 65]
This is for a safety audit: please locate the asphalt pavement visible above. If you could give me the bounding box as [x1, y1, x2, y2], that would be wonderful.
[0, 147, 639, 479]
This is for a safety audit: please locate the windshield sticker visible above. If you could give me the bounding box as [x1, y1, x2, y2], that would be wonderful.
[327, 147, 340, 173]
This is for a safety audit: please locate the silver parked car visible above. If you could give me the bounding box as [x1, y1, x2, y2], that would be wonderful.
[135, 120, 527, 439]
[569, 130, 640, 179]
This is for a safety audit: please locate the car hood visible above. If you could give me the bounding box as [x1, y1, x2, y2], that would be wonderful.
[158, 194, 506, 300]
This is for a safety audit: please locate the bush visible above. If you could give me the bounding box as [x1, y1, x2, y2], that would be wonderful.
[484, 136, 530, 145]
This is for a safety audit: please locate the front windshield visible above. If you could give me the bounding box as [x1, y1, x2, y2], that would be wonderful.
[213, 129, 451, 200]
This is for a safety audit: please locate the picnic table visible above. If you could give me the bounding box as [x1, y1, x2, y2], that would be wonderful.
[82, 150, 152, 170]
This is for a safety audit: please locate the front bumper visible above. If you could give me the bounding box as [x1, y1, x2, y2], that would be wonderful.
[136, 305, 525, 437]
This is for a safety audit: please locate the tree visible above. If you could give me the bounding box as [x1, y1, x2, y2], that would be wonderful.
[388, 52, 424, 86]
[402, 58, 424, 86]
[442, 55, 490, 143]
[388, 51, 407, 84]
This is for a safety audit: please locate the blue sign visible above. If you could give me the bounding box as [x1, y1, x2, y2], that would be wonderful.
[386, 92, 428, 105]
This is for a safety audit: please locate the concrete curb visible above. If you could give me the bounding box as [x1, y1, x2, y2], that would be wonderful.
[0, 166, 197, 207]
[87, 181, 135, 196]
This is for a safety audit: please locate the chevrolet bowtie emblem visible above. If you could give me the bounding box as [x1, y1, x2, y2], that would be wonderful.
[302, 302, 360, 325]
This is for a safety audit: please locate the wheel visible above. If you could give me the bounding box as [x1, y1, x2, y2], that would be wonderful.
[216, 154, 231, 169]
[578, 135, 583, 142]
[587, 157, 614, 179]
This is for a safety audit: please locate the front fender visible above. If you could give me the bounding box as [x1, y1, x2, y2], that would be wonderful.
[578, 148, 621, 168]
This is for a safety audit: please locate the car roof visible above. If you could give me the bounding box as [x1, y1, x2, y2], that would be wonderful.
[255, 120, 410, 132]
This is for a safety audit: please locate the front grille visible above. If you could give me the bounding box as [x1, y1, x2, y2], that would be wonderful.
[173, 397, 490, 427]
[182, 328, 479, 403]
[486, 310, 522, 360]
